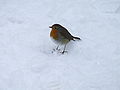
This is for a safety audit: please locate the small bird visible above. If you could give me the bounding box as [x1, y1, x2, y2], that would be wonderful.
[49, 24, 81, 54]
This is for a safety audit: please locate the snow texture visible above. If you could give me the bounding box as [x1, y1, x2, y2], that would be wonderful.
[0, 0, 120, 90]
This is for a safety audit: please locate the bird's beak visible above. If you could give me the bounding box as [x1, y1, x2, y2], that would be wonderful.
[49, 26, 52, 28]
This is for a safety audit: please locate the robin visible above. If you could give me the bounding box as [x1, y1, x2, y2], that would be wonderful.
[49, 24, 81, 54]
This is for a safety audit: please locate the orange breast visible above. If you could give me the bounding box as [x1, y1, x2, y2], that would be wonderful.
[50, 29, 58, 39]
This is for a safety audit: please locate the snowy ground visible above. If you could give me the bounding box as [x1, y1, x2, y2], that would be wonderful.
[0, 0, 120, 90]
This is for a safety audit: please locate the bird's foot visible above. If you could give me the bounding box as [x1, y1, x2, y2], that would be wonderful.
[52, 49, 68, 54]
[53, 48, 60, 51]
[56, 48, 60, 51]
[61, 51, 68, 54]
[52, 48, 60, 53]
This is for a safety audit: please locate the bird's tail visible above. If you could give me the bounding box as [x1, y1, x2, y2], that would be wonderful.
[73, 36, 81, 40]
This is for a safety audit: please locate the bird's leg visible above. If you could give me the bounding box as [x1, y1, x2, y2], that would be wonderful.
[56, 45, 61, 51]
[62, 44, 68, 54]
[56, 45, 59, 50]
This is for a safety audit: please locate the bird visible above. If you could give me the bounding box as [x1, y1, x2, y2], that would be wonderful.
[49, 24, 81, 54]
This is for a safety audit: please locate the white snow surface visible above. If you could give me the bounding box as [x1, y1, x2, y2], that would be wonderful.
[0, 0, 120, 90]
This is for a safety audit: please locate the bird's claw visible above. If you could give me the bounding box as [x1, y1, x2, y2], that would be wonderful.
[61, 51, 68, 54]
[52, 49, 68, 54]
[53, 48, 60, 51]
[52, 48, 61, 53]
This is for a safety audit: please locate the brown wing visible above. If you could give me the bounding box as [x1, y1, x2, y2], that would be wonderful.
[59, 27, 74, 40]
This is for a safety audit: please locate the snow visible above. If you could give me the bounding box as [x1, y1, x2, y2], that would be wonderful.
[0, 0, 120, 90]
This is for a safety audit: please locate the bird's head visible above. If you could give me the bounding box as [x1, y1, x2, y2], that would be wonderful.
[49, 24, 62, 30]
